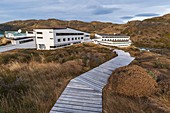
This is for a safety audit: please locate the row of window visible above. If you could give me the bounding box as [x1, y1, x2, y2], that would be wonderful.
[56, 33, 84, 36]
[58, 37, 83, 42]
[102, 36, 129, 38]
[50, 41, 81, 48]
[36, 32, 86, 36]
[102, 39, 129, 41]
[19, 39, 34, 44]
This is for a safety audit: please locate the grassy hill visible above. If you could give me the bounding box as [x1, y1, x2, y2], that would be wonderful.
[1, 14, 170, 48]
[123, 14, 170, 48]
[0, 19, 125, 34]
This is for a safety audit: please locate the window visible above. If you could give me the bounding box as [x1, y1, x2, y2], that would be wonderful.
[85, 35, 90, 37]
[49, 31, 53, 33]
[63, 38, 66, 41]
[72, 38, 74, 40]
[75, 37, 77, 40]
[78, 37, 80, 40]
[28, 31, 33, 34]
[50, 38, 53, 40]
[50, 46, 56, 48]
[37, 37, 43, 39]
[19, 39, 34, 44]
[58, 39, 61, 42]
[68, 38, 70, 41]
[81, 37, 84, 39]
[37, 32, 43, 34]
[56, 33, 84, 36]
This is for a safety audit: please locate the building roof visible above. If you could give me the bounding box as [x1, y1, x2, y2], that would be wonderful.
[99, 34, 128, 37]
[5, 31, 26, 37]
[33, 26, 67, 30]
[33, 26, 90, 33]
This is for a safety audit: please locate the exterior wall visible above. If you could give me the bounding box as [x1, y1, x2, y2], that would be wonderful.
[98, 41, 131, 47]
[26, 31, 36, 37]
[54, 28, 84, 47]
[34, 28, 91, 50]
[83, 33, 91, 42]
[34, 29, 54, 50]
[11, 37, 36, 49]
[92, 34, 131, 47]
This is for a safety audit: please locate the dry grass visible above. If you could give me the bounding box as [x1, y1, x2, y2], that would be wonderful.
[108, 65, 158, 97]
[0, 37, 11, 46]
[0, 43, 117, 113]
[103, 47, 170, 113]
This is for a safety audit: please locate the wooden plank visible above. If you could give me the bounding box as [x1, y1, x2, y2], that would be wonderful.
[53, 104, 102, 112]
[60, 95, 102, 101]
[58, 97, 102, 104]
[57, 98, 102, 105]
[63, 89, 102, 96]
[75, 77, 103, 91]
[56, 100, 101, 108]
[51, 107, 100, 113]
[78, 75, 105, 86]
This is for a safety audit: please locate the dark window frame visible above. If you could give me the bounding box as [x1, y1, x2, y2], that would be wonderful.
[37, 32, 43, 34]
[56, 33, 84, 36]
[37, 37, 43, 39]
[19, 39, 34, 44]
[58, 39, 61, 42]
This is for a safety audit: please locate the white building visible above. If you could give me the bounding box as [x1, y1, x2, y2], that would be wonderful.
[34, 27, 91, 50]
[4, 27, 91, 50]
[92, 34, 132, 47]
[5, 30, 36, 49]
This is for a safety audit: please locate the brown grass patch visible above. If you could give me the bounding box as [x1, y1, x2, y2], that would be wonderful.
[108, 65, 158, 97]
[103, 47, 170, 113]
[0, 43, 117, 113]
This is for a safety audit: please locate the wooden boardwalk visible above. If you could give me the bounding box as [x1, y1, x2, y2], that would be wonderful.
[50, 50, 135, 113]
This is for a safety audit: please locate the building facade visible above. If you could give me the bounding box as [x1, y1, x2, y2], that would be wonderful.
[92, 34, 132, 47]
[5, 30, 36, 49]
[34, 27, 91, 50]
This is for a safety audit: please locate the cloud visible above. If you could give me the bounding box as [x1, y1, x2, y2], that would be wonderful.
[135, 13, 160, 17]
[0, 0, 170, 23]
[89, 5, 120, 15]
[120, 16, 134, 20]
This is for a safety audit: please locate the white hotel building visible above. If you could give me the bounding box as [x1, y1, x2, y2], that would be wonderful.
[34, 27, 91, 50]
[92, 34, 132, 47]
[4, 27, 91, 50]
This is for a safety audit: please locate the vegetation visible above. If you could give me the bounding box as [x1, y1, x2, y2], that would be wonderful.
[103, 47, 170, 113]
[0, 43, 117, 113]
[0, 37, 11, 46]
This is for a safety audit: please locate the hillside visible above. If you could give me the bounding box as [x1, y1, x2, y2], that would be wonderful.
[0, 19, 126, 34]
[0, 14, 170, 48]
[0, 43, 116, 113]
[123, 14, 170, 48]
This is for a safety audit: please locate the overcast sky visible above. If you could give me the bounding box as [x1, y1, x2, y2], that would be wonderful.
[0, 0, 170, 24]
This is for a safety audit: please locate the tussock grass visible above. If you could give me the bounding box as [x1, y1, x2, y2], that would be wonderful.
[103, 47, 170, 113]
[0, 43, 117, 113]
